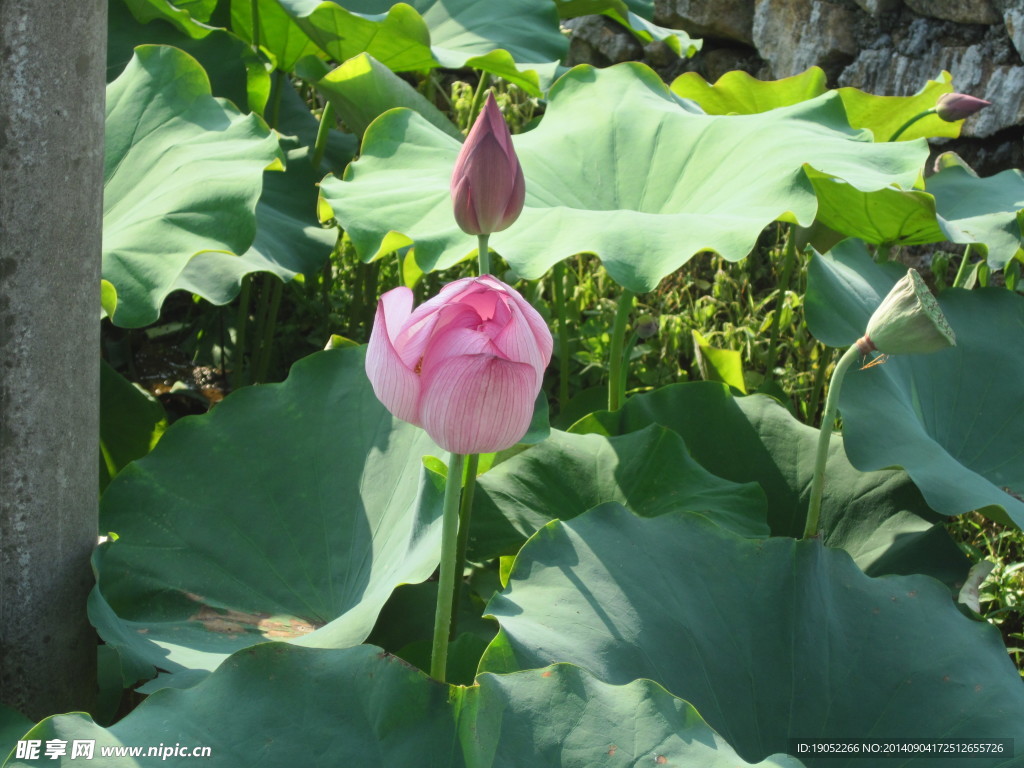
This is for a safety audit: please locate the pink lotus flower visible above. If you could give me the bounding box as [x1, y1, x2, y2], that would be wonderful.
[366, 275, 552, 454]
[450, 93, 525, 235]
[936, 93, 991, 122]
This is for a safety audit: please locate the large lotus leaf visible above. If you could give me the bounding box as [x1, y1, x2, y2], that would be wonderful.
[121, 0, 218, 38]
[91, 347, 445, 690]
[556, 0, 700, 57]
[322, 63, 926, 293]
[671, 67, 827, 114]
[469, 424, 768, 561]
[0, 706, 32, 766]
[804, 168, 945, 247]
[481, 505, 1024, 766]
[230, 0, 322, 73]
[836, 71, 958, 142]
[671, 67, 958, 142]
[99, 361, 167, 493]
[275, 0, 566, 95]
[102, 46, 282, 328]
[169, 141, 338, 304]
[805, 245, 1024, 529]
[4, 644, 803, 768]
[316, 53, 462, 139]
[928, 153, 1024, 270]
[108, 3, 270, 113]
[572, 382, 968, 587]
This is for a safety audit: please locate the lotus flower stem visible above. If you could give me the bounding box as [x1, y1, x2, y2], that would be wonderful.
[253, 277, 283, 383]
[807, 345, 833, 427]
[448, 452, 480, 640]
[764, 232, 797, 383]
[953, 244, 976, 288]
[804, 344, 860, 538]
[431, 451, 467, 681]
[478, 234, 491, 276]
[887, 108, 935, 142]
[311, 101, 334, 170]
[250, 0, 260, 52]
[608, 288, 635, 411]
[873, 243, 892, 264]
[552, 263, 570, 410]
[233, 276, 252, 389]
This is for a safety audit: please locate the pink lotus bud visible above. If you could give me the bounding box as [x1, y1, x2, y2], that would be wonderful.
[450, 93, 526, 235]
[935, 93, 991, 122]
[365, 275, 552, 454]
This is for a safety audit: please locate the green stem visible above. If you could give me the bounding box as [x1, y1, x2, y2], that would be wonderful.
[465, 72, 490, 132]
[253, 278, 283, 383]
[953, 243, 975, 288]
[250, 0, 260, 52]
[311, 101, 334, 170]
[764, 233, 797, 382]
[268, 70, 284, 130]
[448, 453, 480, 640]
[806, 345, 833, 426]
[873, 243, 893, 264]
[804, 344, 861, 539]
[608, 288, 635, 412]
[233, 276, 252, 390]
[477, 234, 490, 276]
[887, 107, 936, 142]
[431, 452, 466, 682]
[552, 262, 570, 411]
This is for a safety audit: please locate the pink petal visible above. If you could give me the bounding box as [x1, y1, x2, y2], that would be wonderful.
[365, 287, 422, 425]
[419, 325, 499, 382]
[419, 354, 538, 455]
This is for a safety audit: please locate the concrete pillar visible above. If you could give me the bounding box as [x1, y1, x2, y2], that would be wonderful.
[1, 0, 106, 719]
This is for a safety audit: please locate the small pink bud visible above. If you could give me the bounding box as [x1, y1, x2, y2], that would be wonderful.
[935, 93, 991, 122]
[450, 93, 526, 236]
[365, 276, 552, 454]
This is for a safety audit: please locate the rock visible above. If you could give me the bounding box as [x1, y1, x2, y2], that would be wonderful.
[655, 0, 755, 45]
[902, 0, 1002, 25]
[753, 0, 859, 79]
[564, 16, 643, 67]
[852, 0, 902, 14]
[993, 0, 1024, 58]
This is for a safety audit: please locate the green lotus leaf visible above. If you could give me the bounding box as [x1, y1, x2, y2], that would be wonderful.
[316, 53, 461, 139]
[169, 141, 338, 306]
[120, 0, 219, 38]
[274, 81, 358, 176]
[91, 347, 445, 690]
[671, 67, 827, 114]
[275, 0, 566, 95]
[230, 0, 322, 73]
[805, 244, 1024, 528]
[99, 361, 167, 492]
[469, 424, 768, 561]
[837, 71, 958, 142]
[108, 3, 270, 113]
[0, 705, 33, 766]
[572, 382, 968, 587]
[928, 153, 1024, 270]
[672, 67, 957, 143]
[481, 504, 1024, 765]
[102, 46, 282, 328]
[555, 0, 700, 56]
[322, 63, 926, 293]
[6, 644, 803, 767]
[805, 167, 945, 247]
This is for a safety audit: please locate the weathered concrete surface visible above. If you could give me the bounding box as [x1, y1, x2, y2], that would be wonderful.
[0, 0, 105, 720]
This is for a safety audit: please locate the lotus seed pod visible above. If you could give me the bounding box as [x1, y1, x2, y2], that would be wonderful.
[857, 269, 955, 355]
